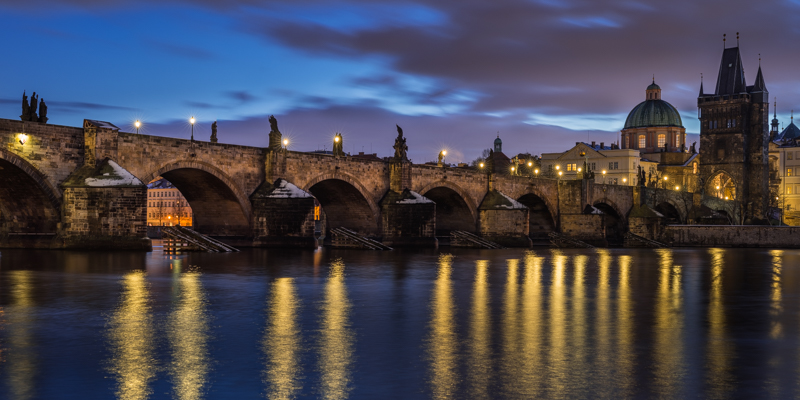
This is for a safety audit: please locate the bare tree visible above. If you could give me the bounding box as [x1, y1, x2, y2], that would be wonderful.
[174, 195, 186, 226]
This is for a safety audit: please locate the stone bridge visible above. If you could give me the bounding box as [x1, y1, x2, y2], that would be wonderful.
[0, 118, 736, 249]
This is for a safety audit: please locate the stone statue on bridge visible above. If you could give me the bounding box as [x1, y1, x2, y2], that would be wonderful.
[268, 115, 282, 151]
[211, 121, 218, 143]
[38, 99, 48, 124]
[20, 91, 41, 122]
[20, 91, 29, 121]
[393, 124, 408, 161]
[690, 141, 697, 154]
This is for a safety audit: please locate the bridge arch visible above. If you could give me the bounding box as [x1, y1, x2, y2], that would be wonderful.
[417, 180, 478, 235]
[655, 201, 684, 224]
[593, 200, 626, 246]
[303, 172, 381, 236]
[517, 192, 557, 240]
[141, 160, 252, 235]
[0, 148, 61, 233]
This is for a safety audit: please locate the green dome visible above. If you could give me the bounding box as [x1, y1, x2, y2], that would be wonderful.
[647, 82, 661, 90]
[624, 99, 683, 129]
[494, 136, 502, 145]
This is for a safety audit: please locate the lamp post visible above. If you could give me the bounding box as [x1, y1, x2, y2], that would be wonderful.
[135, 120, 141, 134]
[602, 169, 607, 184]
[663, 175, 668, 189]
[623, 177, 627, 185]
[189, 116, 195, 141]
[283, 138, 289, 150]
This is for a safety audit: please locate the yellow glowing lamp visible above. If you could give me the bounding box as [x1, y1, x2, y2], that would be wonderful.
[511, 166, 515, 172]
[189, 116, 196, 125]
[664, 176, 668, 181]
[558, 171, 563, 176]
[135, 120, 141, 128]
[528, 162, 532, 167]
[578, 167, 582, 172]
[725, 196, 729, 200]
[17, 133, 28, 145]
[623, 178, 627, 183]
[534, 169, 539, 174]
[716, 185, 720, 190]
[334, 136, 339, 142]
[675, 186, 680, 190]
[602, 170, 607, 175]
[283, 138, 289, 146]
[479, 162, 484, 168]
[442, 150, 447, 156]
[555, 165, 560, 170]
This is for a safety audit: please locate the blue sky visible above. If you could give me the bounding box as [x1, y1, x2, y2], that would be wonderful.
[3, 0, 800, 163]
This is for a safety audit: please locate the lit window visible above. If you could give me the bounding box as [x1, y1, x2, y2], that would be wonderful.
[675, 135, 680, 147]
[639, 135, 645, 149]
[788, 187, 793, 195]
[657, 134, 666, 147]
[788, 168, 793, 177]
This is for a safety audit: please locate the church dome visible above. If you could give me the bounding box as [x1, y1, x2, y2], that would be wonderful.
[647, 82, 661, 91]
[624, 99, 683, 129]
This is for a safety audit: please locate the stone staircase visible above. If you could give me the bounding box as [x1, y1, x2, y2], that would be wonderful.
[548, 232, 595, 248]
[450, 230, 505, 249]
[624, 232, 669, 248]
[330, 227, 393, 250]
[162, 226, 240, 252]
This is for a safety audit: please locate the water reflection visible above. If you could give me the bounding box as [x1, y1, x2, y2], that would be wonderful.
[569, 254, 589, 395]
[547, 251, 568, 397]
[107, 271, 156, 400]
[616, 255, 635, 396]
[427, 254, 457, 399]
[520, 251, 544, 397]
[264, 278, 302, 400]
[706, 248, 735, 397]
[653, 249, 686, 397]
[169, 270, 210, 400]
[318, 259, 353, 400]
[769, 250, 783, 339]
[5, 271, 36, 400]
[594, 250, 612, 397]
[467, 260, 490, 399]
[501, 258, 522, 396]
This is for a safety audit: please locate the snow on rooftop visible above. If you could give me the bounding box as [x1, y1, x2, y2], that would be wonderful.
[268, 179, 312, 198]
[84, 160, 142, 187]
[397, 191, 434, 204]
[495, 191, 527, 209]
[86, 120, 119, 130]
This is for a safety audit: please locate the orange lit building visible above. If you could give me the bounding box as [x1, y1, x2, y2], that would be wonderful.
[146, 178, 192, 226]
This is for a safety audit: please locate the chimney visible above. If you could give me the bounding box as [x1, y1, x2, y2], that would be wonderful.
[600, 142, 604, 148]
[591, 141, 596, 147]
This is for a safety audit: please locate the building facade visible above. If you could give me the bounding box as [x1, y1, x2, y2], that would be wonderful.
[540, 142, 655, 186]
[146, 178, 193, 226]
[774, 118, 800, 224]
[621, 81, 687, 153]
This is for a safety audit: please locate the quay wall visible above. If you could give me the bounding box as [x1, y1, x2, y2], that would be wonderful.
[664, 225, 800, 248]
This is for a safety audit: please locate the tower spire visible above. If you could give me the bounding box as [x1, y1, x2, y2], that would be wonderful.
[736, 32, 739, 46]
[699, 73, 704, 96]
[723, 33, 726, 48]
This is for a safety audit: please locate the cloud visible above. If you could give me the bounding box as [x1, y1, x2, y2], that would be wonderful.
[226, 90, 257, 103]
[48, 100, 138, 112]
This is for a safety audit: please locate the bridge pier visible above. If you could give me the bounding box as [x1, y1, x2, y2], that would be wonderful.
[478, 190, 532, 247]
[250, 179, 317, 248]
[380, 189, 437, 247]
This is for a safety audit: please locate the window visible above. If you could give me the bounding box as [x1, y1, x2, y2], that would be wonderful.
[788, 187, 793, 195]
[789, 152, 794, 161]
[567, 163, 575, 171]
[548, 165, 553, 172]
[727, 119, 732, 128]
[639, 135, 646, 149]
[788, 168, 793, 177]
[675, 135, 680, 147]
[657, 134, 666, 147]
[591, 163, 596, 171]
[693, 162, 698, 174]
[614, 162, 619, 170]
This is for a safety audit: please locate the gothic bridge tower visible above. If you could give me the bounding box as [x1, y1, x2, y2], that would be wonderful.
[698, 38, 770, 221]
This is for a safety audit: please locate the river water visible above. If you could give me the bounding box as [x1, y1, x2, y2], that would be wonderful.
[0, 246, 799, 399]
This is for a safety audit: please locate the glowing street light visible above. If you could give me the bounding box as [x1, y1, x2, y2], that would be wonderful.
[534, 169, 539, 175]
[528, 161, 533, 167]
[189, 116, 196, 141]
[555, 165, 561, 170]
[602, 169, 607, 184]
[334, 136, 339, 143]
[135, 120, 141, 134]
[17, 133, 28, 145]
[675, 185, 680, 191]
[283, 138, 289, 149]
[479, 162, 484, 168]
[623, 177, 627, 184]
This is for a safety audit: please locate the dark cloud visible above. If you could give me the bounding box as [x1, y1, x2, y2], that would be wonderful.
[185, 101, 220, 109]
[48, 100, 138, 112]
[226, 90, 258, 103]
[145, 40, 217, 60]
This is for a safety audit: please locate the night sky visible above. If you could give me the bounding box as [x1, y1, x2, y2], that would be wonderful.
[2, 0, 798, 163]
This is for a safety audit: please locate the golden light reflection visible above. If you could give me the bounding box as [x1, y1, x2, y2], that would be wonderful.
[169, 272, 210, 400]
[501, 259, 522, 396]
[547, 251, 568, 397]
[616, 255, 635, 396]
[108, 271, 156, 400]
[520, 251, 544, 397]
[769, 250, 784, 339]
[264, 278, 302, 400]
[467, 260, 491, 399]
[569, 254, 589, 393]
[319, 259, 353, 400]
[427, 254, 457, 400]
[706, 248, 735, 397]
[594, 250, 613, 396]
[653, 249, 686, 397]
[7, 271, 36, 400]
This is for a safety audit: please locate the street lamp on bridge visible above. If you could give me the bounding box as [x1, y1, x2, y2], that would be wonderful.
[189, 116, 196, 141]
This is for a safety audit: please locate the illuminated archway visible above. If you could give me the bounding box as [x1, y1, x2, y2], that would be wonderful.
[706, 171, 736, 200]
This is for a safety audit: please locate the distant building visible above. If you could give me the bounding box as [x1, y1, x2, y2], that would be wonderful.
[540, 142, 654, 185]
[146, 178, 192, 226]
[621, 80, 699, 192]
[774, 115, 800, 224]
